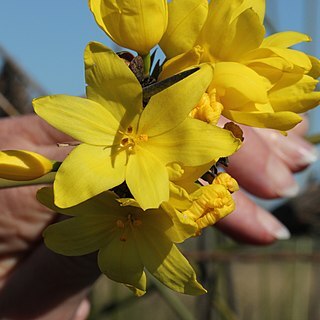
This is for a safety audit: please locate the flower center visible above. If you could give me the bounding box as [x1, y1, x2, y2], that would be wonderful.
[116, 213, 143, 242]
[119, 126, 148, 153]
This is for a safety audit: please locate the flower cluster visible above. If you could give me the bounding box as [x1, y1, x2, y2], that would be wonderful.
[0, 0, 319, 295]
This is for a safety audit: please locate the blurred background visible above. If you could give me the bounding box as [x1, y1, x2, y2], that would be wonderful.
[0, 0, 320, 319]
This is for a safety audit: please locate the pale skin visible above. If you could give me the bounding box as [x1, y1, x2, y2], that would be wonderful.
[0, 114, 314, 319]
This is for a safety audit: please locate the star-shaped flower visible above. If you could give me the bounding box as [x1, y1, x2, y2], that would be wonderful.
[37, 187, 205, 295]
[33, 42, 240, 209]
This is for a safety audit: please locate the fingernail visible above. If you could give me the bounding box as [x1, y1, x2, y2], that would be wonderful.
[257, 209, 291, 240]
[296, 145, 318, 166]
[266, 154, 299, 198]
[74, 299, 90, 320]
[257, 130, 318, 167]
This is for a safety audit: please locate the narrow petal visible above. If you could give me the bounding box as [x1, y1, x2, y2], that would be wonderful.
[146, 118, 240, 166]
[223, 109, 302, 131]
[43, 215, 114, 256]
[140, 64, 213, 136]
[126, 146, 169, 210]
[209, 62, 269, 107]
[33, 95, 118, 145]
[197, 2, 264, 61]
[54, 144, 126, 208]
[98, 237, 146, 291]
[159, 46, 204, 80]
[161, 202, 198, 243]
[235, 0, 265, 23]
[160, 0, 208, 59]
[85, 42, 142, 127]
[307, 55, 320, 79]
[135, 227, 206, 295]
[37, 187, 125, 217]
[269, 75, 320, 113]
[262, 31, 311, 48]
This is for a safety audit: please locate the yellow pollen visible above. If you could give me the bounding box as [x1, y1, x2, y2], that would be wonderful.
[139, 134, 148, 142]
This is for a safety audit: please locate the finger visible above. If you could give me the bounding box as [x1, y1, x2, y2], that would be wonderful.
[0, 114, 70, 146]
[254, 128, 318, 172]
[0, 244, 100, 319]
[226, 126, 299, 199]
[73, 299, 91, 320]
[215, 190, 290, 245]
[290, 115, 309, 136]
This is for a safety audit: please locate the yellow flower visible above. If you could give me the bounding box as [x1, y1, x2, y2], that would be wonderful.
[89, 0, 168, 55]
[186, 184, 235, 233]
[33, 42, 240, 210]
[165, 163, 238, 235]
[0, 150, 53, 181]
[160, 0, 320, 131]
[37, 187, 206, 295]
[212, 172, 239, 193]
[189, 90, 223, 125]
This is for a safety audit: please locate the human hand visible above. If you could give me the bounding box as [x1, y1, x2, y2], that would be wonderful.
[0, 115, 316, 319]
[216, 117, 317, 244]
[0, 115, 100, 320]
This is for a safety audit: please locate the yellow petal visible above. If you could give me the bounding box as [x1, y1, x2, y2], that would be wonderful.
[0, 150, 52, 181]
[159, 45, 204, 80]
[197, 3, 264, 61]
[262, 31, 311, 48]
[135, 225, 206, 295]
[54, 144, 126, 208]
[234, 0, 265, 23]
[209, 62, 269, 107]
[307, 55, 320, 79]
[160, 0, 208, 59]
[140, 64, 213, 136]
[269, 75, 320, 113]
[98, 236, 147, 291]
[223, 109, 302, 130]
[161, 202, 198, 242]
[213, 172, 239, 193]
[43, 216, 114, 256]
[33, 95, 118, 145]
[146, 118, 240, 166]
[186, 184, 235, 231]
[126, 146, 169, 210]
[85, 42, 142, 127]
[89, 0, 168, 55]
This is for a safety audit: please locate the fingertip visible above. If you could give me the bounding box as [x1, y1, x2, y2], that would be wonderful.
[215, 191, 290, 245]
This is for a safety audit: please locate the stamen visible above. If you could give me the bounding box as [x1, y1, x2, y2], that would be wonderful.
[120, 138, 129, 147]
[139, 134, 148, 142]
[116, 219, 125, 229]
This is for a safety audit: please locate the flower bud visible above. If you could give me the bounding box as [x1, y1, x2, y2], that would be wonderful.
[89, 0, 168, 55]
[0, 150, 53, 181]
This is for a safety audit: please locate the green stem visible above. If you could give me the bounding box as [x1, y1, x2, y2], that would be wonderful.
[142, 53, 151, 78]
[0, 172, 56, 189]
